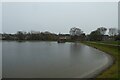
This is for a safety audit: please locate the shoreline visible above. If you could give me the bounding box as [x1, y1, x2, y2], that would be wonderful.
[76, 43, 114, 78]
[81, 42, 118, 78]
[94, 50, 115, 78]
[91, 49, 114, 78]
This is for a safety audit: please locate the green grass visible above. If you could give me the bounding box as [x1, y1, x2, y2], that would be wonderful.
[95, 41, 120, 45]
[81, 41, 119, 78]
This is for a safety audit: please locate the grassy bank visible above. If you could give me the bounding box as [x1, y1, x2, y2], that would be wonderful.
[81, 41, 119, 78]
[94, 41, 120, 45]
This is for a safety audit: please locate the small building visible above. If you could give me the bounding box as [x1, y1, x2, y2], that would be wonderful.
[102, 35, 115, 41]
[58, 37, 67, 43]
[57, 34, 71, 43]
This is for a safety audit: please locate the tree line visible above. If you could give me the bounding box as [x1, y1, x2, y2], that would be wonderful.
[1, 31, 58, 41]
[69, 27, 120, 41]
[1, 27, 120, 41]
[88, 27, 120, 41]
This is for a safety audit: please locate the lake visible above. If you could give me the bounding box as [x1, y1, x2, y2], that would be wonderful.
[2, 41, 113, 78]
[0, 41, 2, 79]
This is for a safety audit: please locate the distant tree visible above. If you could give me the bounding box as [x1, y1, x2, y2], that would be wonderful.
[97, 27, 107, 35]
[108, 28, 118, 36]
[89, 30, 102, 41]
[69, 27, 83, 36]
[69, 27, 85, 41]
[2, 31, 59, 41]
[16, 31, 26, 40]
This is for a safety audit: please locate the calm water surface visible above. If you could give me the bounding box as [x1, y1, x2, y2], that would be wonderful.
[0, 41, 2, 79]
[2, 41, 111, 78]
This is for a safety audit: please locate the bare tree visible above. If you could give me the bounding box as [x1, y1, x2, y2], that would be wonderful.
[69, 27, 83, 36]
[108, 28, 118, 36]
[97, 27, 107, 35]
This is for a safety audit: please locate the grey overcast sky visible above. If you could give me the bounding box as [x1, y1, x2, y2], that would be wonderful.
[2, 2, 118, 34]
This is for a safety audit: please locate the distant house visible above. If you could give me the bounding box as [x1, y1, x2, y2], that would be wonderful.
[58, 36, 68, 43]
[58, 34, 71, 40]
[58, 34, 71, 43]
[59, 36, 70, 40]
[44, 31, 52, 35]
[31, 31, 40, 34]
[86, 35, 111, 41]
[102, 35, 115, 41]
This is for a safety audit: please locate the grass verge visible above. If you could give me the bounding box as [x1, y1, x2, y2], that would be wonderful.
[81, 41, 119, 78]
[94, 41, 120, 45]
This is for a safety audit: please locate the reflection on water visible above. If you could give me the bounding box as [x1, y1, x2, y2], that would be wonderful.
[3, 41, 109, 78]
[70, 43, 81, 59]
[70, 43, 81, 53]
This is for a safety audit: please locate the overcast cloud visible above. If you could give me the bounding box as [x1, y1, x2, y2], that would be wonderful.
[2, 2, 118, 34]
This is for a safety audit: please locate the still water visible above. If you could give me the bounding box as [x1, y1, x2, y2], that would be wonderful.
[2, 41, 112, 78]
[0, 41, 2, 79]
